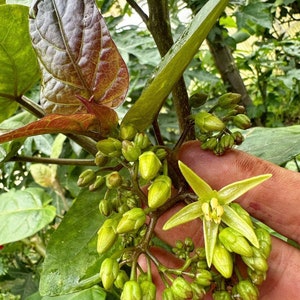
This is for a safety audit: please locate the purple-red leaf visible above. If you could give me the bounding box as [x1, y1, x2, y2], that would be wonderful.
[0, 108, 118, 144]
[29, 0, 129, 115]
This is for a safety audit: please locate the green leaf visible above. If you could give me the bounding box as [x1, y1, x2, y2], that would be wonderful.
[26, 286, 106, 300]
[0, 188, 56, 244]
[222, 205, 259, 248]
[0, 4, 40, 122]
[178, 161, 213, 200]
[122, 0, 228, 130]
[218, 174, 271, 205]
[39, 189, 112, 296]
[163, 201, 202, 230]
[203, 219, 219, 267]
[237, 125, 300, 165]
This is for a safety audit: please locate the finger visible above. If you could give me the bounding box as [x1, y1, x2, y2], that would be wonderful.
[178, 141, 300, 243]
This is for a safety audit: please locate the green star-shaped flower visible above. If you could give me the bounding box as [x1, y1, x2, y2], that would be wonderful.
[163, 161, 271, 268]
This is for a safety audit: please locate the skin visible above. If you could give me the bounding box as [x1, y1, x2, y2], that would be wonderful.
[146, 141, 300, 299]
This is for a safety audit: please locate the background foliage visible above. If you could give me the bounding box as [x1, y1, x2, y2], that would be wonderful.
[0, 0, 299, 299]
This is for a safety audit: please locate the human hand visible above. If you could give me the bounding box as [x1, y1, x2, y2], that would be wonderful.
[149, 141, 300, 300]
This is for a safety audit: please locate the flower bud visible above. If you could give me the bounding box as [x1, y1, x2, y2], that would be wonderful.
[121, 280, 142, 300]
[106, 171, 122, 189]
[194, 111, 225, 133]
[97, 137, 122, 157]
[120, 124, 138, 140]
[189, 92, 208, 108]
[195, 269, 212, 286]
[134, 133, 151, 150]
[155, 148, 168, 160]
[212, 241, 233, 278]
[233, 114, 251, 130]
[122, 140, 141, 162]
[89, 175, 105, 191]
[116, 207, 146, 234]
[234, 280, 259, 300]
[77, 169, 96, 187]
[213, 291, 232, 300]
[140, 280, 156, 300]
[242, 247, 268, 273]
[219, 134, 235, 150]
[162, 287, 176, 300]
[255, 227, 271, 258]
[247, 267, 266, 285]
[190, 282, 206, 299]
[171, 277, 193, 299]
[148, 175, 172, 208]
[201, 137, 218, 150]
[94, 151, 109, 166]
[97, 218, 119, 254]
[99, 199, 112, 216]
[217, 93, 241, 108]
[219, 227, 253, 257]
[232, 131, 244, 145]
[138, 151, 162, 181]
[114, 270, 129, 289]
[99, 257, 119, 290]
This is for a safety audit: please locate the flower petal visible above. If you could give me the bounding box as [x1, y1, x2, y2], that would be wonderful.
[178, 161, 213, 200]
[218, 174, 272, 204]
[203, 219, 219, 267]
[222, 205, 259, 248]
[163, 201, 202, 230]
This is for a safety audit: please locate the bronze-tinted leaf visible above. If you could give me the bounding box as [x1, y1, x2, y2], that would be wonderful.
[0, 108, 118, 144]
[29, 0, 129, 115]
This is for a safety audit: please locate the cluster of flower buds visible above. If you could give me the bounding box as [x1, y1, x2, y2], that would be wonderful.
[193, 93, 251, 155]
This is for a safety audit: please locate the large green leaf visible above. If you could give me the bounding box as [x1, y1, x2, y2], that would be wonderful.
[0, 4, 40, 122]
[39, 189, 111, 296]
[237, 125, 300, 165]
[122, 0, 228, 130]
[0, 188, 56, 244]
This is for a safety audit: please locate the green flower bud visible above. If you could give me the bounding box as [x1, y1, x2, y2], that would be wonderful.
[213, 143, 225, 156]
[247, 267, 266, 285]
[114, 270, 129, 289]
[234, 280, 259, 300]
[255, 227, 272, 258]
[134, 133, 151, 150]
[99, 199, 112, 216]
[162, 287, 176, 300]
[195, 269, 212, 286]
[99, 257, 119, 290]
[138, 151, 162, 181]
[233, 114, 252, 129]
[190, 282, 206, 299]
[117, 207, 146, 234]
[140, 280, 156, 300]
[121, 280, 142, 300]
[194, 111, 225, 133]
[94, 151, 109, 166]
[89, 175, 105, 191]
[155, 148, 168, 160]
[213, 291, 232, 300]
[212, 241, 233, 278]
[97, 218, 119, 254]
[189, 92, 208, 108]
[106, 171, 122, 189]
[217, 93, 241, 108]
[242, 247, 268, 273]
[77, 169, 96, 187]
[219, 134, 235, 150]
[232, 131, 244, 145]
[171, 277, 193, 299]
[148, 175, 172, 208]
[120, 124, 138, 140]
[219, 227, 253, 257]
[97, 137, 122, 157]
[122, 140, 141, 162]
[201, 137, 218, 150]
